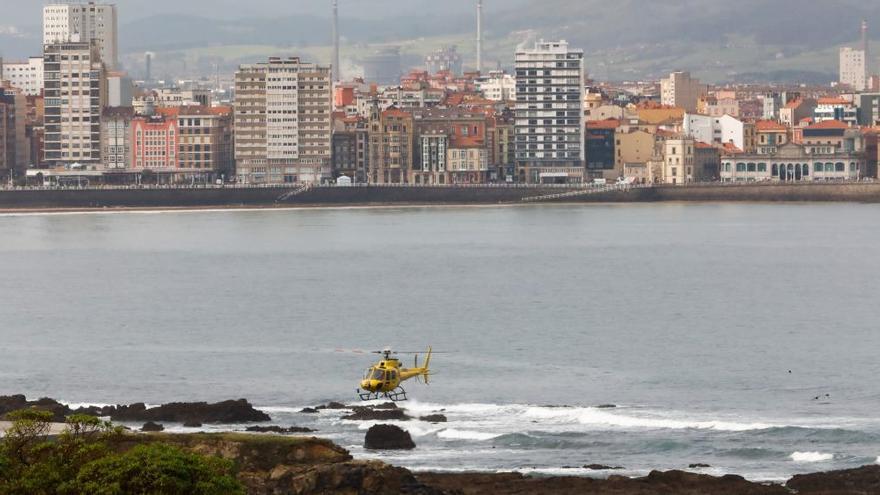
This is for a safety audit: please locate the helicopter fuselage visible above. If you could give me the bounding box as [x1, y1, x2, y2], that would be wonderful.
[360, 358, 426, 393]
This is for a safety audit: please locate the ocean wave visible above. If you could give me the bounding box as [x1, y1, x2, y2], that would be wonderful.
[749, 426, 877, 443]
[522, 406, 774, 432]
[400, 401, 780, 433]
[258, 406, 314, 414]
[718, 447, 784, 460]
[437, 429, 502, 441]
[790, 452, 834, 463]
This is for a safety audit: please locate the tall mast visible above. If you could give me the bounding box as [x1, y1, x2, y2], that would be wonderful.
[476, 0, 483, 74]
[332, 0, 341, 81]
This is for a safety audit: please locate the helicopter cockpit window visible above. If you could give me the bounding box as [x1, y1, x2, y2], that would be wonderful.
[371, 369, 386, 381]
[364, 368, 374, 380]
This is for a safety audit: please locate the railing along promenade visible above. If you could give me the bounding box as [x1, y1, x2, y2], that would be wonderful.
[0, 178, 874, 193]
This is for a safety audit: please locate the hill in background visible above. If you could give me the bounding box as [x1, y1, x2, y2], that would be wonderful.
[3, 0, 879, 83]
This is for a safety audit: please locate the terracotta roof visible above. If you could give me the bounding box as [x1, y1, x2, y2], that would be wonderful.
[755, 120, 787, 132]
[382, 108, 412, 119]
[694, 141, 716, 149]
[806, 120, 848, 130]
[785, 99, 803, 109]
[817, 97, 849, 105]
[587, 119, 620, 130]
[156, 107, 180, 118]
[160, 105, 231, 117]
[722, 142, 743, 154]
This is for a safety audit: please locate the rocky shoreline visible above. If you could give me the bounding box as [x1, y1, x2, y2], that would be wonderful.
[2, 395, 879, 494]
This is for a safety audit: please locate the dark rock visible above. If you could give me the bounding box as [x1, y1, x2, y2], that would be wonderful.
[689, 463, 712, 468]
[141, 421, 164, 432]
[316, 402, 348, 410]
[183, 421, 203, 428]
[419, 414, 447, 423]
[342, 406, 410, 421]
[0, 395, 73, 422]
[373, 402, 399, 410]
[300, 407, 320, 414]
[787, 465, 880, 493]
[110, 399, 270, 424]
[418, 469, 790, 494]
[245, 425, 316, 434]
[364, 424, 416, 450]
[596, 404, 617, 409]
[584, 464, 624, 470]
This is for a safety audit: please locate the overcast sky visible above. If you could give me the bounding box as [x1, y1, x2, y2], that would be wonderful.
[0, 0, 525, 26]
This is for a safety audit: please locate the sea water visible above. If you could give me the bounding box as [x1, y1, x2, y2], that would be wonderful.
[1, 203, 879, 481]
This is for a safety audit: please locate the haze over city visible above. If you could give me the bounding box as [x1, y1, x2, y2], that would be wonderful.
[3, 0, 880, 82]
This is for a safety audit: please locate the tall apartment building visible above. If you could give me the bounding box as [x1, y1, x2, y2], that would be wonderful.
[663, 136, 695, 185]
[368, 107, 414, 184]
[331, 115, 369, 183]
[660, 71, 704, 112]
[0, 86, 29, 182]
[514, 40, 585, 184]
[234, 57, 332, 184]
[43, 42, 106, 168]
[839, 47, 867, 91]
[43, 2, 119, 70]
[100, 106, 132, 170]
[1, 57, 45, 96]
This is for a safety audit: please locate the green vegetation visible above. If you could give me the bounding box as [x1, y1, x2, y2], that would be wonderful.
[0, 410, 243, 495]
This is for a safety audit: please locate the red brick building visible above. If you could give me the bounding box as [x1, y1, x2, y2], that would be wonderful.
[131, 114, 179, 171]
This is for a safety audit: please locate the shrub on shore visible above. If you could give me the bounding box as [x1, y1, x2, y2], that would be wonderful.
[0, 409, 243, 495]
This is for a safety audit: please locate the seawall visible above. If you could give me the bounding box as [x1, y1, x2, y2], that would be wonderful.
[1, 182, 880, 210]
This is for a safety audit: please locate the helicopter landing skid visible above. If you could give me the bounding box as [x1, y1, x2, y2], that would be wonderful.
[358, 387, 408, 402]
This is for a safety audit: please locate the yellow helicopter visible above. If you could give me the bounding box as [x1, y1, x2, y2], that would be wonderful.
[357, 348, 433, 402]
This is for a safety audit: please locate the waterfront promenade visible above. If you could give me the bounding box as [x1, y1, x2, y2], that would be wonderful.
[1, 181, 880, 210]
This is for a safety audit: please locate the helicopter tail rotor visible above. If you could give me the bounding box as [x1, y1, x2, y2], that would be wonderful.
[423, 347, 432, 385]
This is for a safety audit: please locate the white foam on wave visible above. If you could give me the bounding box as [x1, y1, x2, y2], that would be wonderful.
[790, 452, 834, 463]
[59, 401, 114, 410]
[875, 456, 880, 465]
[522, 405, 774, 432]
[259, 406, 314, 414]
[399, 400, 779, 432]
[437, 429, 502, 441]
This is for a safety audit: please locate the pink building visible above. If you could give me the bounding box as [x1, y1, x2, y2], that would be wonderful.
[131, 115, 178, 170]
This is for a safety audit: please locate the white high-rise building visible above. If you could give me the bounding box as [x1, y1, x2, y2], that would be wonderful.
[43, 2, 119, 70]
[660, 71, 704, 112]
[1, 57, 44, 96]
[839, 47, 867, 91]
[43, 42, 107, 168]
[514, 40, 585, 184]
[477, 71, 516, 101]
[234, 57, 332, 184]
